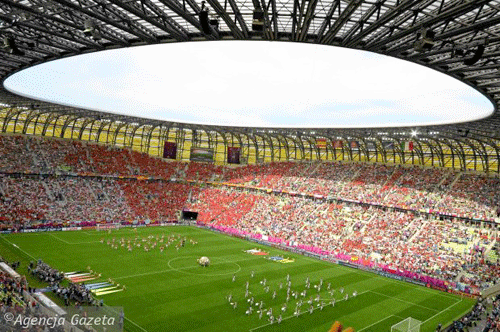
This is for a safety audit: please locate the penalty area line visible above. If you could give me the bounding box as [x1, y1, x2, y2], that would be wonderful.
[421, 298, 463, 325]
[358, 314, 401, 332]
[368, 290, 439, 312]
[46, 232, 99, 245]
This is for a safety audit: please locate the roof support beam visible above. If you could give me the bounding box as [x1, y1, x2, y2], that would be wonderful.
[321, 0, 362, 45]
[367, 0, 491, 51]
[298, 0, 319, 41]
[227, 0, 250, 38]
[344, 0, 428, 47]
[156, 0, 218, 39]
[205, 0, 245, 39]
[106, 0, 189, 41]
[315, 0, 341, 42]
[50, 0, 157, 43]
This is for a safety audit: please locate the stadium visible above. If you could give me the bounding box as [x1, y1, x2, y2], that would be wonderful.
[0, 0, 500, 331]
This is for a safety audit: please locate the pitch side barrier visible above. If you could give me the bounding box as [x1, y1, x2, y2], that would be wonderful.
[202, 225, 478, 300]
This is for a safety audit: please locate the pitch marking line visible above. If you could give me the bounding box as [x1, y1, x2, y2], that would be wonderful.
[368, 290, 439, 312]
[0, 235, 147, 331]
[167, 256, 242, 277]
[0, 235, 37, 260]
[47, 232, 99, 244]
[358, 314, 403, 332]
[421, 298, 463, 325]
[104, 305, 148, 332]
[114, 256, 258, 280]
[249, 290, 371, 331]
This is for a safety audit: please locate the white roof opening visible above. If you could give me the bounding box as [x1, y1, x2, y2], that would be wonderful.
[4, 40, 494, 128]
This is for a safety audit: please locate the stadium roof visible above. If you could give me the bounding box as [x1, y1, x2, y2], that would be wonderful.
[1, 0, 500, 170]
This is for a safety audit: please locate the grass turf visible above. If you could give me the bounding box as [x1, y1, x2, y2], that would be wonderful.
[0, 226, 475, 332]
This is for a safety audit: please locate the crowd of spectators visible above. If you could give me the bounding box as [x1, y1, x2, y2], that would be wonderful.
[1, 134, 500, 292]
[186, 186, 499, 291]
[0, 263, 28, 309]
[222, 160, 500, 220]
[482, 294, 500, 332]
[0, 257, 70, 332]
[1, 134, 499, 221]
[446, 300, 485, 331]
[119, 180, 190, 221]
[0, 175, 190, 226]
[0, 134, 182, 178]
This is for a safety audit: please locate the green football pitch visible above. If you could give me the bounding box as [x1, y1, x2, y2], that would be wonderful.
[0, 226, 474, 332]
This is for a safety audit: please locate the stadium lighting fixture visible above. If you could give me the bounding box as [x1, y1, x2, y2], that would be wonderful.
[252, 8, 264, 31]
[83, 19, 102, 41]
[2, 36, 25, 56]
[411, 130, 418, 137]
[414, 28, 435, 52]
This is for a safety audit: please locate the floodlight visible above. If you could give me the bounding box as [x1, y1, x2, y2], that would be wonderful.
[2, 37, 24, 56]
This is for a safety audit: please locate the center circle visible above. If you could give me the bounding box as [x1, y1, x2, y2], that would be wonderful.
[167, 256, 241, 276]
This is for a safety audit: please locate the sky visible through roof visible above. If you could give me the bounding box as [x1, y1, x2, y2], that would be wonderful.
[3, 40, 494, 128]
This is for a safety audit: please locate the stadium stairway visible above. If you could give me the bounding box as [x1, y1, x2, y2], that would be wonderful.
[434, 172, 464, 207]
[342, 212, 375, 238]
[345, 165, 362, 183]
[449, 172, 464, 188]
[485, 239, 498, 261]
[301, 162, 320, 178]
[381, 166, 401, 188]
[299, 204, 325, 231]
[403, 217, 419, 231]
[40, 181, 54, 201]
[407, 218, 431, 243]
[437, 170, 456, 187]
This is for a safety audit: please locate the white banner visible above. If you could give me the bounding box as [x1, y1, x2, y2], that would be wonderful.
[0, 262, 20, 278]
[33, 292, 66, 316]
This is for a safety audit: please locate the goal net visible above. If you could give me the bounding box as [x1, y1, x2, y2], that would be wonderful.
[391, 317, 421, 332]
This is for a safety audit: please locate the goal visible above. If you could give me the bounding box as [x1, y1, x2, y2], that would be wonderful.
[391, 317, 421, 332]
